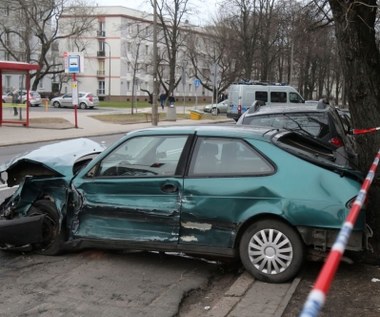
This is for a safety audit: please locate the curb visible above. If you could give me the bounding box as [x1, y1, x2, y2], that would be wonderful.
[205, 272, 301, 317]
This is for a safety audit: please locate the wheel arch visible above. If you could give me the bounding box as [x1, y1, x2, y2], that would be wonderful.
[234, 213, 304, 250]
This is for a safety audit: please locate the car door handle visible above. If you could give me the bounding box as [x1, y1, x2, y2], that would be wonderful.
[161, 183, 178, 193]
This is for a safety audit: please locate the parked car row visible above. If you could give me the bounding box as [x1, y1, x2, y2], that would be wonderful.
[2, 90, 100, 109]
[2, 90, 42, 107]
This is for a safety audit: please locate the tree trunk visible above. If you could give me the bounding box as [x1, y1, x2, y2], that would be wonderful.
[329, 0, 380, 259]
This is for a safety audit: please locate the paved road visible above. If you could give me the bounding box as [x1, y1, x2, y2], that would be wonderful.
[0, 249, 225, 317]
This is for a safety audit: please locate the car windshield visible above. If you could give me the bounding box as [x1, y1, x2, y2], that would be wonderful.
[243, 112, 329, 138]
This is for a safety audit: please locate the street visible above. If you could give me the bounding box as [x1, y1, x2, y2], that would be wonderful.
[0, 248, 230, 316]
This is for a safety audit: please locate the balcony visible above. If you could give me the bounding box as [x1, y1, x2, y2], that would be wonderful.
[97, 30, 106, 37]
[97, 70, 106, 77]
[97, 50, 106, 57]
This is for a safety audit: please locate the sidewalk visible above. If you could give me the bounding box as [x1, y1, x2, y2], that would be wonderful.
[0, 106, 300, 316]
[0, 107, 221, 147]
[203, 272, 301, 317]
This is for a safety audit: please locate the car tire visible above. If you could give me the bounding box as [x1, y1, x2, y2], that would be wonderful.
[28, 200, 63, 255]
[53, 101, 61, 108]
[211, 107, 219, 116]
[79, 102, 87, 109]
[239, 219, 304, 283]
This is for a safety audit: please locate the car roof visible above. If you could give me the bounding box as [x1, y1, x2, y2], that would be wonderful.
[126, 124, 279, 141]
[246, 103, 332, 117]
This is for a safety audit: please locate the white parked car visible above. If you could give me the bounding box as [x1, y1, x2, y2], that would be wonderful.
[21, 90, 42, 107]
[2, 92, 13, 103]
[203, 99, 229, 115]
[51, 92, 99, 109]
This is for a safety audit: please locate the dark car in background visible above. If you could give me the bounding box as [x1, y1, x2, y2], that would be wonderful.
[0, 126, 366, 283]
[237, 102, 358, 167]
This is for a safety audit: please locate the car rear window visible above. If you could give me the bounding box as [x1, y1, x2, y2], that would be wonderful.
[273, 132, 336, 163]
[242, 112, 329, 138]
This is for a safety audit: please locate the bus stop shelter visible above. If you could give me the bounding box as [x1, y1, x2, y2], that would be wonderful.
[0, 61, 40, 127]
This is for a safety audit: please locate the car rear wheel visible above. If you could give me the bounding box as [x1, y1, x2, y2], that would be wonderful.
[239, 219, 304, 283]
[79, 102, 87, 109]
[28, 200, 63, 255]
[211, 107, 219, 116]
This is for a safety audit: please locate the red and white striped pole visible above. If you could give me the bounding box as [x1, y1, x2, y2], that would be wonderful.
[350, 127, 380, 135]
[299, 149, 380, 317]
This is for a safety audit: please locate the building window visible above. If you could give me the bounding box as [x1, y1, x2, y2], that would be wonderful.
[98, 81, 105, 95]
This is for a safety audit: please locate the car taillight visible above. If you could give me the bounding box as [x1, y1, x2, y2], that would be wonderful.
[88, 95, 93, 102]
[329, 136, 344, 147]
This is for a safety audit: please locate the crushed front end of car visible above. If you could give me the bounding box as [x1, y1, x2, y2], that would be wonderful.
[0, 138, 105, 251]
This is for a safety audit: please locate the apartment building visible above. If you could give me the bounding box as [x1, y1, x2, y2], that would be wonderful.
[58, 5, 211, 102]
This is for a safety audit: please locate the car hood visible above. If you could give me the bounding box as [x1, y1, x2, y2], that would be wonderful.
[0, 138, 105, 187]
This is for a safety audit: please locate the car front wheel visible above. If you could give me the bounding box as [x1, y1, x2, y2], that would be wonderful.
[28, 200, 63, 255]
[211, 107, 219, 116]
[239, 219, 304, 283]
[53, 101, 61, 108]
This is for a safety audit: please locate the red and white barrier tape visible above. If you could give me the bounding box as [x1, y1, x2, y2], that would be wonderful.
[299, 149, 380, 317]
[351, 127, 380, 135]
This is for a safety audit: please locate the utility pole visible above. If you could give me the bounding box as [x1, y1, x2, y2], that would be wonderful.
[152, 0, 158, 126]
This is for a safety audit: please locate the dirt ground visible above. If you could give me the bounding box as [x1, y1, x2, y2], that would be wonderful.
[283, 259, 380, 316]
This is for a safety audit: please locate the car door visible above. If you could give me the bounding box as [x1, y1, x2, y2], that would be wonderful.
[62, 94, 73, 107]
[180, 136, 275, 249]
[70, 134, 189, 244]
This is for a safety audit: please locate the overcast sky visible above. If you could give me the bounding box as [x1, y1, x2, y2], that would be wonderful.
[94, 0, 219, 25]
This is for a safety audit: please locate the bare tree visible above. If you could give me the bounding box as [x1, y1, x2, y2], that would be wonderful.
[150, 0, 193, 102]
[121, 21, 153, 114]
[185, 23, 241, 100]
[323, 0, 380, 259]
[0, 0, 96, 91]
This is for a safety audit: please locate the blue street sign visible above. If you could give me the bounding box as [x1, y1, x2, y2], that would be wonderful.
[68, 55, 80, 73]
[194, 79, 201, 88]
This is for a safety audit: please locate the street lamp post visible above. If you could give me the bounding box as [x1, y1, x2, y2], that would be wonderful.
[152, 0, 158, 126]
[104, 41, 111, 100]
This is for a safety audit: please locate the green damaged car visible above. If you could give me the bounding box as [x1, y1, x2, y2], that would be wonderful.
[0, 126, 369, 283]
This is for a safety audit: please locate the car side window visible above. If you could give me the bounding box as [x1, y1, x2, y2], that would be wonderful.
[271, 92, 287, 103]
[188, 137, 274, 176]
[95, 135, 188, 177]
[255, 91, 268, 102]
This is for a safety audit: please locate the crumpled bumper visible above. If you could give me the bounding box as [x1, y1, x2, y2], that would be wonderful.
[0, 215, 45, 247]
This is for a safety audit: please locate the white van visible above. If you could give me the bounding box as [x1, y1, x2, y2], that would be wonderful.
[226, 82, 304, 121]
